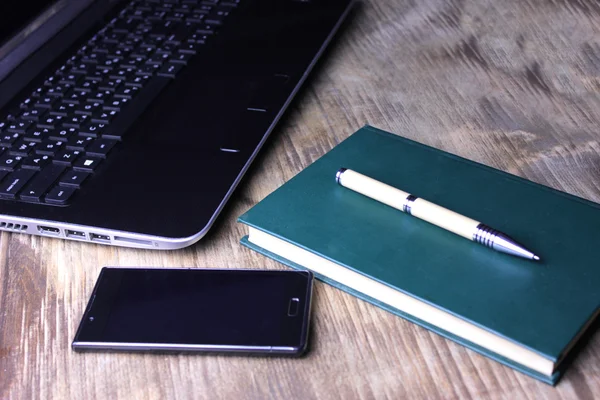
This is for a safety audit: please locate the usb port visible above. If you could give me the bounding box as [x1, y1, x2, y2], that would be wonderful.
[38, 226, 60, 235]
[90, 233, 110, 243]
[66, 230, 86, 239]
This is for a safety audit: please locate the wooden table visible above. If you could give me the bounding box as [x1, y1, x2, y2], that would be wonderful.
[2, 0, 600, 398]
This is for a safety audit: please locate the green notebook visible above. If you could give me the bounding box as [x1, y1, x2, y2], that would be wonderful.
[238, 125, 600, 385]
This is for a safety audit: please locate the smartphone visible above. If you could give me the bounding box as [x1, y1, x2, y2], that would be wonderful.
[72, 267, 313, 355]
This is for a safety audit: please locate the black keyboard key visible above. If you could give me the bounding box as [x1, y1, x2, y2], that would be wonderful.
[148, 10, 167, 22]
[45, 85, 69, 97]
[45, 185, 76, 205]
[91, 109, 118, 124]
[19, 164, 65, 202]
[166, 12, 186, 22]
[50, 127, 77, 141]
[71, 64, 91, 75]
[99, 78, 124, 92]
[111, 17, 141, 33]
[175, 4, 194, 13]
[21, 154, 51, 170]
[19, 98, 35, 109]
[31, 87, 45, 97]
[99, 56, 123, 69]
[154, 21, 186, 40]
[187, 14, 207, 24]
[136, 64, 161, 76]
[60, 73, 83, 85]
[0, 170, 8, 183]
[147, 53, 170, 65]
[63, 114, 90, 128]
[187, 32, 208, 43]
[76, 102, 103, 116]
[92, 42, 116, 54]
[65, 54, 81, 66]
[7, 120, 32, 133]
[54, 149, 81, 165]
[110, 46, 133, 58]
[43, 75, 61, 86]
[155, 43, 179, 55]
[66, 135, 94, 150]
[214, 5, 235, 14]
[0, 154, 22, 171]
[0, 169, 36, 199]
[125, 74, 152, 87]
[204, 17, 224, 26]
[157, 62, 184, 78]
[196, 25, 215, 35]
[111, 67, 137, 80]
[0, 133, 20, 147]
[38, 115, 65, 129]
[36, 140, 64, 156]
[121, 55, 147, 68]
[73, 156, 102, 172]
[64, 89, 90, 104]
[103, 31, 127, 44]
[76, 79, 101, 92]
[178, 41, 202, 54]
[9, 139, 37, 156]
[80, 122, 107, 137]
[169, 52, 193, 65]
[88, 90, 113, 103]
[86, 139, 117, 158]
[119, 36, 143, 49]
[50, 103, 77, 117]
[3, 111, 19, 121]
[114, 85, 140, 99]
[132, 45, 156, 58]
[85, 70, 107, 81]
[103, 97, 130, 111]
[24, 127, 52, 142]
[20, 108, 46, 121]
[59, 170, 90, 188]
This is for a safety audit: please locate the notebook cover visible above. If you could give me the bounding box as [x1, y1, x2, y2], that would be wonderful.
[240, 236, 561, 385]
[238, 125, 600, 384]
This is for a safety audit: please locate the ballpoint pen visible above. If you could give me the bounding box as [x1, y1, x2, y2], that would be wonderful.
[335, 168, 540, 261]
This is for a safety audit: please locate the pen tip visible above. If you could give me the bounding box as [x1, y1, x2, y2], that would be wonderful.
[533, 255, 540, 261]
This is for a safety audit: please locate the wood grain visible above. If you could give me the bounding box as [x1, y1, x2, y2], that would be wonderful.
[2, 0, 600, 398]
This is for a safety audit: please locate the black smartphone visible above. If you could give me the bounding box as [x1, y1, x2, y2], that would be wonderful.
[72, 267, 313, 355]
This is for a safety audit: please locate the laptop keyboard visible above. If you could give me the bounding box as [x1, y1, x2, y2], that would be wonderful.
[0, 0, 239, 205]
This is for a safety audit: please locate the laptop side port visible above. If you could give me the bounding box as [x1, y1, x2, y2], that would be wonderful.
[38, 226, 60, 235]
[113, 236, 153, 247]
[66, 230, 86, 239]
[90, 233, 111, 243]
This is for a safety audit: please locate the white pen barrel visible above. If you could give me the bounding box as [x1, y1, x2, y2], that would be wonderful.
[338, 168, 539, 260]
[338, 169, 409, 210]
[338, 169, 480, 240]
[409, 199, 479, 240]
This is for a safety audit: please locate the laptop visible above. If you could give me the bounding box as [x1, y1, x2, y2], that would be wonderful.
[0, 0, 354, 249]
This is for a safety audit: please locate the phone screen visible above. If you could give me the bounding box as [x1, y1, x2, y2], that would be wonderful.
[73, 268, 313, 354]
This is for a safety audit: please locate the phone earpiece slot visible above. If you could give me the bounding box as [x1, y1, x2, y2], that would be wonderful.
[287, 298, 300, 316]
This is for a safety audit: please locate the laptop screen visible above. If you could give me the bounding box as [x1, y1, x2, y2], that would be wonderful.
[0, 1, 67, 58]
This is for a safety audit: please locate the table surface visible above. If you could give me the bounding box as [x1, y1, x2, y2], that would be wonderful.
[2, 0, 600, 398]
